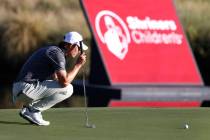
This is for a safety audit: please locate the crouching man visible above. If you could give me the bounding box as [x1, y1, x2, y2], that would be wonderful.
[12, 32, 88, 126]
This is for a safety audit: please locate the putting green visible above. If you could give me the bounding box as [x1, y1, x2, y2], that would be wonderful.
[0, 108, 210, 140]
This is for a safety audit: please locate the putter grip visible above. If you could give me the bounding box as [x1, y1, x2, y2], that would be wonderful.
[79, 41, 83, 54]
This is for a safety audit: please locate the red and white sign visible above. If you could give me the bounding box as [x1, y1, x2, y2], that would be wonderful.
[82, 0, 203, 85]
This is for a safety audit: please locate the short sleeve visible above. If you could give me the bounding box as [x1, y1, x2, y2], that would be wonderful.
[46, 47, 66, 71]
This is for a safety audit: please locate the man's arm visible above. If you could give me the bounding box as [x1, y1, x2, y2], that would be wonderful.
[55, 53, 86, 87]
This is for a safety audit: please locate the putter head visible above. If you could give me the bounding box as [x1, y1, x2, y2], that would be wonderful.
[86, 123, 96, 128]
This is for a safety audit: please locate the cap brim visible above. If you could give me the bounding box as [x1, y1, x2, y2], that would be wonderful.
[82, 42, 88, 51]
[76, 42, 88, 51]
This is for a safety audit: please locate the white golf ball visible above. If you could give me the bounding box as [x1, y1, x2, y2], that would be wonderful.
[184, 124, 189, 129]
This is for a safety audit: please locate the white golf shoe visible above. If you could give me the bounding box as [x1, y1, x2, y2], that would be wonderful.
[19, 107, 50, 126]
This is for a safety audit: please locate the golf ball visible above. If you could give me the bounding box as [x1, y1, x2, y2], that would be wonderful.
[184, 124, 189, 129]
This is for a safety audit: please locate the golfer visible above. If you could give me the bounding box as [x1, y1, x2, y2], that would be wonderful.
[12, 31, 88, 126]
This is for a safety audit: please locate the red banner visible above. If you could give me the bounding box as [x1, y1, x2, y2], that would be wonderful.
[82, 0, 203, 85]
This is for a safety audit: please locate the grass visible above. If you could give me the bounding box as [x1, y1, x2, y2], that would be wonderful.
[0, 107, 210, 140]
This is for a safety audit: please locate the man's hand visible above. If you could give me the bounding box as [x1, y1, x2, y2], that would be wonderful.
[76, 53, 87, 66]
[56, 52, 87, 87]
[52, 72, 58, 80]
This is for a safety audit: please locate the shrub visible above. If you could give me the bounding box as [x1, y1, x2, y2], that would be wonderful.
[1, 11, 48, 61]
[175, 0, 210, 56]
[0, 0, 90, 63]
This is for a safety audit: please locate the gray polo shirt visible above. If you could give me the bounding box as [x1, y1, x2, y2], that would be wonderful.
[16, 46, 66, 82]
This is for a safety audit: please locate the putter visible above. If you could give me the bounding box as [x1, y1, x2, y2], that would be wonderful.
[80, 41, 96, 129]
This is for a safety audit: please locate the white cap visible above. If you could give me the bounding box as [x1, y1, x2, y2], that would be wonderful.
[63, 31, 88, 50]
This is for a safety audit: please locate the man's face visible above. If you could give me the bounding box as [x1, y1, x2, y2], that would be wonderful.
[65, 44, 80, 57]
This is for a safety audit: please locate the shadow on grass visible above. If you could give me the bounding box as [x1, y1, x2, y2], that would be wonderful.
[0, 120, 30, 125]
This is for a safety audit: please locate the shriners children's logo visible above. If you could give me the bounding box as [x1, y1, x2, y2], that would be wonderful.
[95, 10, 183, 60]
[95, 10, 131, 60]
